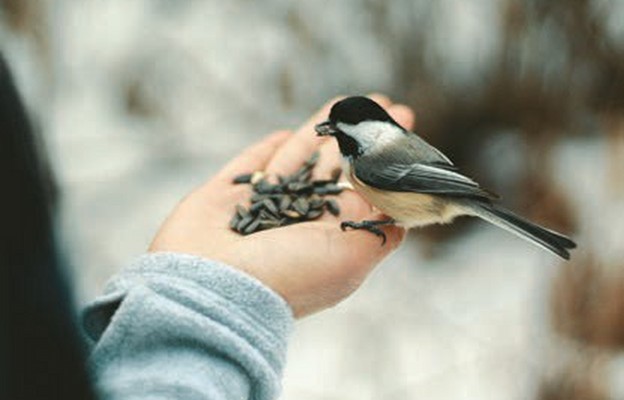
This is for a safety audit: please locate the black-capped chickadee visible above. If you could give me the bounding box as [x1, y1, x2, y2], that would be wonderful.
[315, 96, 576, 259]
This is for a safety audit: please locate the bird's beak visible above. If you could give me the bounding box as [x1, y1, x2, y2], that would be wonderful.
[315, 120, 338, 137]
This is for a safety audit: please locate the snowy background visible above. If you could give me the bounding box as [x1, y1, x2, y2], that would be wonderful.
[2, 1, 624, 399]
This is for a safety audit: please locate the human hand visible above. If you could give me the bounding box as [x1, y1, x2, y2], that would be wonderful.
[149, 94, 415, 317]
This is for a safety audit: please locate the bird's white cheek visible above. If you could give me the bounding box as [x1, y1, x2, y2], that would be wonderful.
[337, 121, 404, 152]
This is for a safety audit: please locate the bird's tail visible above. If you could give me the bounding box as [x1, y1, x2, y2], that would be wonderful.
[471, 203, 577, 260]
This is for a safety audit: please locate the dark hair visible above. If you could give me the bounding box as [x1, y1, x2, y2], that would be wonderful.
[0, 55, 95, 399]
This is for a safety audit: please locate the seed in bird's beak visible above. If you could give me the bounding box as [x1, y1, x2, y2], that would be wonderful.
[314, 120, 338, 136]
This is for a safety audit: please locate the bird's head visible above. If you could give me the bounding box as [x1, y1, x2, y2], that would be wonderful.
[315, 96, 405, 159]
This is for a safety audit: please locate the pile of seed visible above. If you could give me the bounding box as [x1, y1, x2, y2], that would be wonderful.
[230, 152, 343, 235]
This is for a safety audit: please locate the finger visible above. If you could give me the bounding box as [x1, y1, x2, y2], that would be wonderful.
[311, 140, 342, 181]
[388, 104, 415, 131]
[344, 225, 406, 281]
[366, 93, 393, 109]
[216, 130, 292, 182]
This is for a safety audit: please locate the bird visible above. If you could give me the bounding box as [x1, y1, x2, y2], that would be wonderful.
[315, 96, 577, 259]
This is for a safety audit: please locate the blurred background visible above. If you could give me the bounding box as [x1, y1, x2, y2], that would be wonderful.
[2, 0, 624, 398]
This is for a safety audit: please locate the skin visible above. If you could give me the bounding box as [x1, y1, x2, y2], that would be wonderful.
[149, 94, 415, 318]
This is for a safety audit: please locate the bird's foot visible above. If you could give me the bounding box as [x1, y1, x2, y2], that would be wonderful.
[340, 219, 396, 245]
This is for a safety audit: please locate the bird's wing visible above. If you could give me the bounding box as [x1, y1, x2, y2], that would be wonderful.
[353, 155, 498, 201]
[403, 131, 454, 166]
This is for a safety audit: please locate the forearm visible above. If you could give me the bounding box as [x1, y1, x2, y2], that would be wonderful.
[82, 253, 293, 400]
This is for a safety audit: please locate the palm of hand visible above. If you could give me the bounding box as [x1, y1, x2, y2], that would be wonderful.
[150, 95, 415, 317]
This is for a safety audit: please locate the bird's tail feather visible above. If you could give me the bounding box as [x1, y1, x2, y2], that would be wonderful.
[471, 203, 577, 260]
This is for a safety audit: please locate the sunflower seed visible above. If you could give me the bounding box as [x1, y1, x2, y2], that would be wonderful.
[261, 198, 279, 215]
[258, 219, 280, 229]
[296, 169, 312, 183]
[257, 209, 276, 220]
[250, 193, 268, 202]
[325, 199, 340, 216]
[313, 187, 330, 195]
[233, 173, 253, 184]
[250, 171, 266, 185]
[254, 179, 276, 194]
[249, 201, 266, 214]
[306, 209, 323, 220]
[229, 213, 241, 230]
[287, 182, 313, 193]
[243, 218, 261, 235]
[282, 209, 301, 219]
[236, 204, 250, 218]
[309, 195, 325, 209]
[305, 151, 320, 167]
[314, 183, 342, 195]
[237, 215, 254, 231]
[292, 198, 310, 215]
[257, 193, 284, 201]
[312, 179, 334, 186]
[279, 195, 292, 211]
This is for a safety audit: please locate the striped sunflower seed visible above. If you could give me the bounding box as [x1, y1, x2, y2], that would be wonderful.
[229, 213, 241, 230]
[249, 201, 266, 214]
[236, 214, 254, 231]
[325, 199, 340, 216]
[258, 219, 280, 229]
[282, 209, 301, 219]
[236, 204, 250, 218]
[250, 171, 266, 185]
[279, 195, 292, 211]
[243, 218, 261, 235]
[292, 198, 310, 215]
[232, 173, 253, 184]
[306, 209, 323, 220]
[262, 198, 279, 215]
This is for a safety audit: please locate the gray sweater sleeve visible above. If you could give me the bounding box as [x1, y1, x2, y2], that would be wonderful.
[82, 252, 294, 400]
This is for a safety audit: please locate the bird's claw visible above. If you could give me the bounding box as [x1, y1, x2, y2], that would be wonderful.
[340, 220, 390, 245]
